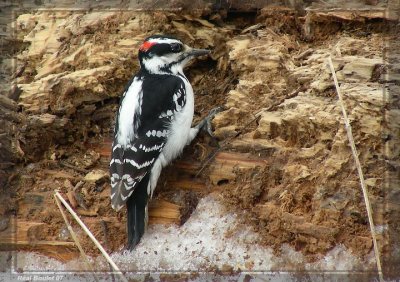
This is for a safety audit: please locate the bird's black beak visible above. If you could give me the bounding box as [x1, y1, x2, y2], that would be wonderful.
[186, 48, 211, 58]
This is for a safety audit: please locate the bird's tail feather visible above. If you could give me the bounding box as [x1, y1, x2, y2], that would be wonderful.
[126, 173, 150, 250]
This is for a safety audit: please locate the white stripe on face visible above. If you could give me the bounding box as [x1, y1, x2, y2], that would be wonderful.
[147, 38, 182, 45]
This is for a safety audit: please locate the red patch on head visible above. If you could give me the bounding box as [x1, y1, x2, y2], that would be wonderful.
[139, 41, 156, 52]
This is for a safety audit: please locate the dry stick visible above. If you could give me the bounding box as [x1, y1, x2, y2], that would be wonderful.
[328, 56, 383, 282]
[59, 161, 88, 174]
[54, 191, 128, 282]
[53, 195, 99, 282]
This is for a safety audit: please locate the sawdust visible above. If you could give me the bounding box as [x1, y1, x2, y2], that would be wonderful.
[216, 18, 394, 261]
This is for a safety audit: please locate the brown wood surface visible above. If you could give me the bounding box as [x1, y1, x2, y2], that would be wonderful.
[0, 218, 79, 262]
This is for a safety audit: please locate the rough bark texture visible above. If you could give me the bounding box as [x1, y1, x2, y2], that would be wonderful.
[1, 0, 399, 277]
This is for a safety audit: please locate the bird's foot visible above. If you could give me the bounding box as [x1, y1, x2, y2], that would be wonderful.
[196, 106, 223, 137]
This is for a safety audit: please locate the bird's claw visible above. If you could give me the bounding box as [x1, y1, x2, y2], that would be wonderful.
[197, 106, 223, 137]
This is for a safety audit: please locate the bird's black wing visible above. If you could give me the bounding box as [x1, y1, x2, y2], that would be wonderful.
[110, 74, 186, 211]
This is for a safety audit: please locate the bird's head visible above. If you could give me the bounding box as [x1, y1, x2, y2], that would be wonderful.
[138, 35, 210, 75]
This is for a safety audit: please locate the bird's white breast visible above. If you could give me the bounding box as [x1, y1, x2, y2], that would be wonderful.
[160, 75, 194, 166]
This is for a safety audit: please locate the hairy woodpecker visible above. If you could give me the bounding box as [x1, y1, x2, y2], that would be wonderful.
[110, 35, 217, 249]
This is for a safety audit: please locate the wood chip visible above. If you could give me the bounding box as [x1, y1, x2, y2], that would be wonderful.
[66, 190, 78, 209]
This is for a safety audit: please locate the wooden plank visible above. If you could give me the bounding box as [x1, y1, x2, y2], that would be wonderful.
[83, 200, 182, 225]
[148, 199, 181, 224]
[166, 179, 206, 191]
[0, 221, 45, 242]
[209, 152, 267, 185]
[254, 203, 339, 240]
[0, 241, 79, 262]
[89, 137, 268, 189]
[0, 219, 78, 262]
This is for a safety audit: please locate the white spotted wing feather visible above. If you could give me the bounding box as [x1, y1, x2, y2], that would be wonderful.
[110, 75, 188, 211]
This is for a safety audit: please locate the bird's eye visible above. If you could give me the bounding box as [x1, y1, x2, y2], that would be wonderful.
[171, 43, 182, 53]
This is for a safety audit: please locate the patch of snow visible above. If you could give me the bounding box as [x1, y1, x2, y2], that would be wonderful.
[306, 244, 362, 271]
[108, 195, 276, 272]
[3, 195, 376, 281]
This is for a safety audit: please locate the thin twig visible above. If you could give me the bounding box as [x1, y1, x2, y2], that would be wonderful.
[328, 56, 383, 282]
[54, 191, 128, 282]
[294, 48, 314, 60]
[54, 195, 99, 282]
[195, 147, 222, 178]
[59, 161, 88, 174]
[74, 181, 85, 192]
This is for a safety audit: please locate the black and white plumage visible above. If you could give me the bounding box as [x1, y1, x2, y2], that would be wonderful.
[110, 35, 212, 249]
